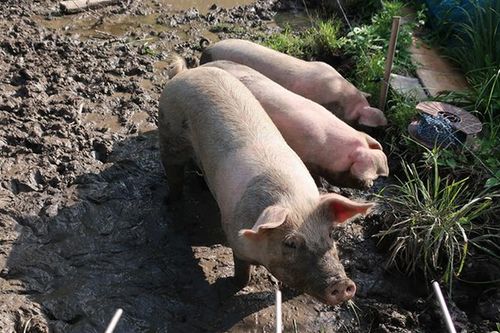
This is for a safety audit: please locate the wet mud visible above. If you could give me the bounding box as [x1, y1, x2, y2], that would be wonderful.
[0, 0, 497, 332]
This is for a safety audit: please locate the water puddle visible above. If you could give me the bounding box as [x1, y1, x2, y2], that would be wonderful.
[82, 112, 122, 133]
[273, 10, 312, 30]
[152, 0, 256, 12]
[130, 111, 156, 133]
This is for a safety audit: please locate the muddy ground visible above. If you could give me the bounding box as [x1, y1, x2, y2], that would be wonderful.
[0, 0, 498, 332]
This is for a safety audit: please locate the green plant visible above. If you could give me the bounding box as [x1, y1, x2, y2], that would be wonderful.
[342, 1, 425, 100]
[385, 89, 419, 131]
[375, 148, 497, 292]
[302, 20, 346, 58]
[263, 25, 305, 58]
[263, 20, 345, 60]
[432, 0, 500, 118]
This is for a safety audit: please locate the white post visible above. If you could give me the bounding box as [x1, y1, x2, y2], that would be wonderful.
[104, 308, 123, 333]
[275, 288, 282, 333]
[432, 281, 457, 333]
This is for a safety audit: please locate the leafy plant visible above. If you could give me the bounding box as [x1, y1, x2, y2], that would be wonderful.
[302, 20, 346, 58]
[375, 148, 497, 292]
[385, 88, 419, 131]
[342, 1, 425, 100]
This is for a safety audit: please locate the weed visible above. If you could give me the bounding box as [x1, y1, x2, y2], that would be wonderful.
[375, 147, 497, 292]
[342, 1, 425, 100]
[385, 88, 419, 131]
[302, 20, 346, 58]
[263, 26, 306, 58]
[263, 19, 345, 60]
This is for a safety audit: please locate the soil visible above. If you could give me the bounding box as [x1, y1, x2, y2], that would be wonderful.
[0, 0, 497, 332]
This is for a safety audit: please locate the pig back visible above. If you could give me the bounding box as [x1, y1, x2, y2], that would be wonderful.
[201, 39, 307, 91]
[159, 67, 315, 213]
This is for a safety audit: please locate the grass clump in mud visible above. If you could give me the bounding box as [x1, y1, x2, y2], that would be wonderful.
[375, 148, 499, 291]
[264, 19, 345, 61]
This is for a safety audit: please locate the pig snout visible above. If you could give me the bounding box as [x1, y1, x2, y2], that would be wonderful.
[325, 278, 356, 305]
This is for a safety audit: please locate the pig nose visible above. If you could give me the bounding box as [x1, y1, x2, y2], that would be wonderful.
[325, 279, 356, 305]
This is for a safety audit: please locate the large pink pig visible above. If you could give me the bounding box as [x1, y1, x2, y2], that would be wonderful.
[196, 59, 389, 188]
[159, 64, 374, 305]
[200, 38, 387, 127]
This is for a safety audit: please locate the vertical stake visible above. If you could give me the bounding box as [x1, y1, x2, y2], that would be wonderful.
[379, 16, 401, 112]
[432, 281, 457, 333]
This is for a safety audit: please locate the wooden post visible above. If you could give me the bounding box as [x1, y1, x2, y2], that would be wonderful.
[379, 16, 401, 112]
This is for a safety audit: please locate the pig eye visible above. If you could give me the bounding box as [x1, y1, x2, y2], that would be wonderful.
[283, 234, 304, 250]
[283, 238, 298, 249]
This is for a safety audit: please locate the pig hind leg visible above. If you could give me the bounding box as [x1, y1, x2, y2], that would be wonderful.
[159, 134, 193, 201]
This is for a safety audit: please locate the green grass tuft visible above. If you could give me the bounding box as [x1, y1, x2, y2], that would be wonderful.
[375, 148, 499, 292]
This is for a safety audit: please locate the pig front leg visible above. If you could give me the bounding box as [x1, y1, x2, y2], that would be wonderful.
[164, 164, 185, 201]
[233, 253, 253, 289]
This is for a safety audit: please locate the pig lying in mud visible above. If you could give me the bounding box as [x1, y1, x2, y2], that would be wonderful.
[159, 65, 374, 305]
[196, 59, 389, 189]
[200, 38, 387, 127]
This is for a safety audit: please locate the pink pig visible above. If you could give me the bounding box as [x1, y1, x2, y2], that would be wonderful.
[159, 64, 375, 306]
[200, 38, 387, 127]
[197, 59, 389, 188]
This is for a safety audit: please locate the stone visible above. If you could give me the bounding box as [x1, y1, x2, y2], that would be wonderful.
[389, 73, 428, 101]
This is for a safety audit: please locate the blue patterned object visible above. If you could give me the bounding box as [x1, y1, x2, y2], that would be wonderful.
[424, 0, 488, 27]
[415, 113, 462, 148]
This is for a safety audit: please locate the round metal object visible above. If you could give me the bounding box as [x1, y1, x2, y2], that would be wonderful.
[408, 102, 482, 149]
[415, 101, 482, 135]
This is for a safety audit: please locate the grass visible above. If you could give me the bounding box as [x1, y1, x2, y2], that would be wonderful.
[375, 148, 498, 292]
[263, 19, 345, 61]
[431, 0, 500, 118]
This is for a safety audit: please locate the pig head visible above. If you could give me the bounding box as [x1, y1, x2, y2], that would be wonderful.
[235, 192, 373, 305]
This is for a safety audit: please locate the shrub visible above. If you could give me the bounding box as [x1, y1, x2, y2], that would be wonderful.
[375, 148, 498, 291]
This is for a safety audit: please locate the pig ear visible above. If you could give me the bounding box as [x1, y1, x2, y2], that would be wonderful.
[321, 194, 374, 224]
[361, 132, 383, 150]
[239, 206, 288, 241]
[360, 91, 372, 99]
[358, 106, 388, 127]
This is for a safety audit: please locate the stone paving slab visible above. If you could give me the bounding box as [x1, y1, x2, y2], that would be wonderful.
[410, 37, 469, 96]
[389, 73, 428, 101]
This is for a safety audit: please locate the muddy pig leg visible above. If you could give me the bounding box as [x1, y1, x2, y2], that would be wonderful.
[159, 132, 192, 202]
[163, 164, 184, 202]
[233, 253, 254, 289]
